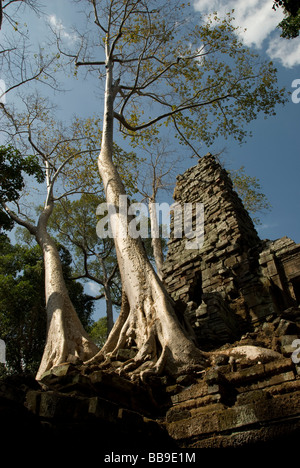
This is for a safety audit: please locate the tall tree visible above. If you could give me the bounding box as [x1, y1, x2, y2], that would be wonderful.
[1, 111, 101, 379]
[53, 1, 287, 380]
[49, 193, 122, 336]
[134, 137, 181, 280]
[0, 236, 94, 374]
[0, 145, 44, 232]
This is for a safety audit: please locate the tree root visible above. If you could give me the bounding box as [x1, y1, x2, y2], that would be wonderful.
[84, 279, 211, 380]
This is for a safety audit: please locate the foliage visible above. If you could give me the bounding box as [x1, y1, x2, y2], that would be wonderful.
[0, 236, 94, 374]
[273, 0, 300, 38]
[89, 316, 108, 348]
[228, 166, 272, 225]
[31, 115, 138, 200]
[0, 145, 44, 232]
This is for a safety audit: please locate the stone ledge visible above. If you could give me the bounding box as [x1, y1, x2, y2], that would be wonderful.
[166, 391, 300, 441]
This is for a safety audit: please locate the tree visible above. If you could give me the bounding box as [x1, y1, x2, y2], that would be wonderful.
[273, 0, 300, 38]
[0, 236, 94, 374]
[49, 193, 122, 336]
[134, 137, 181, 280]
[1, 111, 101, 380]
[89, 317, 108, 348]
[1, 102, 141, 379]
[0, 145, 44, 232]
[229, 165, 272, 225]
[52, 0, 287, 380]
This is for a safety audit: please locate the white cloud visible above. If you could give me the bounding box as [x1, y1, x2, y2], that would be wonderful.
[193, 0, 300, 67]
[267, 37, 300, 67]
[48, 14, 77, 43]
[83, 281, 101, 298]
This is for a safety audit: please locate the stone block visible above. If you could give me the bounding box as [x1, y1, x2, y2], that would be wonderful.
[38, 391, 77, 419]
[88, 396, 119, 423]
[170, 382, 208, 405]
[166, 408, 191, 423]
[25, 390, 41, 415]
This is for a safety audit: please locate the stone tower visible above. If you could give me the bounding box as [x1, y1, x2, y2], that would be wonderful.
[162, 154, 300, 349]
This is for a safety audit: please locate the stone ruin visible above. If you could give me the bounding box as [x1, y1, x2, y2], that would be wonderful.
[1, 154, 300, 452]
[162, 153, 300, 351]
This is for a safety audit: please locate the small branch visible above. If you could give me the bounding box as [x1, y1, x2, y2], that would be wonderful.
[1, 202, 37, 235]
[75, 60, 106, 67]
[171, 116, 201, 158]
[92, 293, 105, 301]
[107, 262, 119, 285]
[91, 0, 107, 34]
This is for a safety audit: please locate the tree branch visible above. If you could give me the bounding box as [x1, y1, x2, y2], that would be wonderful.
[75, 60, 106, 67]
[1, 201, 37, 235]
[114, 93, 232, 132]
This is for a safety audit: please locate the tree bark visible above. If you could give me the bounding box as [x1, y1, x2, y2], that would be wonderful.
[104, 282, 114, 336]
[148, 200, 164, 280]
[89, 62, 209, 379]
[35, 204, 98, 380]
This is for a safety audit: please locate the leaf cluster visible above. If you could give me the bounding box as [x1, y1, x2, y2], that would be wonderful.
[273, 0, 300, 38]
[0, 145, 44, 204]
[0, 145, 44, 232]
[229, 165, 272, 225]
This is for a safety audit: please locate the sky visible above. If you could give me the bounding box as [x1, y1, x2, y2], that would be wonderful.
[1, 0, 300, 320]
[35, 0, 300, 245]
[192, 0, 300, 244]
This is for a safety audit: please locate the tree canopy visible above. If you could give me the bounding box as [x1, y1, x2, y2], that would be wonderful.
[0, 145, 44, 232]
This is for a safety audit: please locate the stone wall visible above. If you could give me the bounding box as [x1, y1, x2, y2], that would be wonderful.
[165, 352, 300, 448]
[162, 154, 300, 350]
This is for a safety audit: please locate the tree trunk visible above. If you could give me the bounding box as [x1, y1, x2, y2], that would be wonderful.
[89, 64, 209, 379]
[148, 200, 164, 280]
[104, 282, 114, 335]
[35, 205, 98, 380]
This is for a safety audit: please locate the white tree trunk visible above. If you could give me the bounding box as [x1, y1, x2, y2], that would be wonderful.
[148, 200, 164, 280]
[35, 205, 98, 380]
[89, 64, 208, 378]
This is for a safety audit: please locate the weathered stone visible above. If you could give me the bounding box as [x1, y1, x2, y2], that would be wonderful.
[166, 408, 191, 423]
[88, 396, 119, 422]
[276, 320, 299, 337]
[162, 154, 300, 352]
[38, 391, 76, 419]
[25, 390, 41, 415]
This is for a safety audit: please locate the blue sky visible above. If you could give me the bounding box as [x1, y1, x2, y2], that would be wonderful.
[192, 0, 300, 244]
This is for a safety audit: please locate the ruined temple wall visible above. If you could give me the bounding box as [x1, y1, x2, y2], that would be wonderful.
[162, 154, 277, 347]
